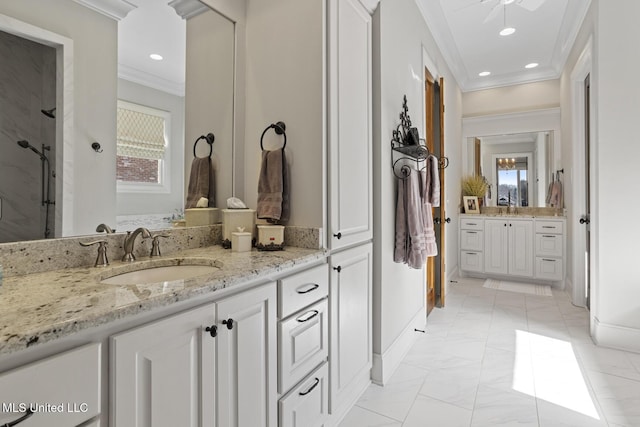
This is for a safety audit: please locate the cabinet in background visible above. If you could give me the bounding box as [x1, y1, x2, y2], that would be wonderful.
[460, 218, 484, 273]
[534, 220, 565, 280]
[484, 218, 533, 278]
[111, 283, 277, 427]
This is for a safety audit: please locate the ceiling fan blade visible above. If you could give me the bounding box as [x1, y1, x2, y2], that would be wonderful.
[454, 0, 492, 13]
[483, 3, 502, 23]
[517, 0, 546, 12]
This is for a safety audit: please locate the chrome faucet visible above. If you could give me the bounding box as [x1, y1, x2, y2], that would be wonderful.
[96, 223, 115, 233]
[122, 227, 151, 262]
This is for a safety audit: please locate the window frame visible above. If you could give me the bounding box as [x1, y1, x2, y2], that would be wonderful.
[116, 100, 171, 194]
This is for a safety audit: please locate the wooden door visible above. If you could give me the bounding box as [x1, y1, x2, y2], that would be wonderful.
[111, 305, 216, 427]
[424, 71, 446, 314]
[216, 283, 277, 427]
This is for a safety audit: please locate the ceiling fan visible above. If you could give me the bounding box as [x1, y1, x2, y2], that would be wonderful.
[471, 0, 548, 24]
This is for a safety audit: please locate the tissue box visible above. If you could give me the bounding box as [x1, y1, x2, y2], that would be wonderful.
[231, 231, 252, 252]
[257, 225, 285, 250]
[185, 208, 220, 227]
[222, 209, 256, 241]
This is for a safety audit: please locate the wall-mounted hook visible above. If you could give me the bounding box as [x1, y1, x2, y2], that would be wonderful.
[91, 142, 103, 153]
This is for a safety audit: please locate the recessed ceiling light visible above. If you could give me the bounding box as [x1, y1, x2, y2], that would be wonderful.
[525, 62, 539, 69]
[479, 71, 491, 77]
[499, 27, 516, 36]
[149, 54, 163, 61]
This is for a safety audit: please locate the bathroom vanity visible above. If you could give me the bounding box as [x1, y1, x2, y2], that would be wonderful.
[459, 213, 566, 285]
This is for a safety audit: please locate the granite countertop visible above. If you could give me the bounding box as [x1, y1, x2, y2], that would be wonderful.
[0, 245, 325, 355]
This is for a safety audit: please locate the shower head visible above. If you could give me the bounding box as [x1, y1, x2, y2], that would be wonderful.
[41, 107, 56, 119]
[17, 140, 45, 158]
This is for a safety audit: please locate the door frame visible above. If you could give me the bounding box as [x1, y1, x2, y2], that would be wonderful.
[570, 36, 596, 309]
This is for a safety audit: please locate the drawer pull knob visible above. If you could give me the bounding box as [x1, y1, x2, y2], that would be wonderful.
[333, 232, 342, 239]
[542, 259, 556, 262]
[333, 266, 342, 273]
[222, 318, 234, 330]
[542, 226, 556, 228]
[297, 310, 319, 323]
[299, 377, 320, 396]
[204, 325, 218, 338]
[542, 235, 556, 238]
[467, 231, 477, 234]
[296, 283, 320, 294]
[4, 409, 34, 426]
[468, 223, 477, 226]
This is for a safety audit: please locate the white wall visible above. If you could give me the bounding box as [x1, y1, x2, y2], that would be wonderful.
[185, 8, 235, 209]
[591, 0, 640, 349]
[463, 80, 561, 117]
[373, 0, 462, 379]
[243, 0, 324, 227]
[117, 79, 185, 216]
[0, 0, 117, 236]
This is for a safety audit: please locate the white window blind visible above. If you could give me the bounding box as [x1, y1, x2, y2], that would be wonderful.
[117, 106, 166, 160]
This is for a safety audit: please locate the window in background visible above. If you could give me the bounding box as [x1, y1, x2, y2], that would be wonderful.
[116, 100, 171, 193]
[496, 157, 528, 207]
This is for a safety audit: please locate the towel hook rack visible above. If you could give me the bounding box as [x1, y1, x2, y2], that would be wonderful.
[260, 121, 287, 151]
[193, 132, 215, 158]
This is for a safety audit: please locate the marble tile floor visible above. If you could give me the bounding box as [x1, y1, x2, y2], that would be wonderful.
[340, 276, 640, 427]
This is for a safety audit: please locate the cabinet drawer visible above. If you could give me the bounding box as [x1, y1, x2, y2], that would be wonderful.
[0, 343, 101, 427]
[279, 299, 328, 394]
[279, 264, 329, 319]
[461, 251, 484, 272]
[535, 257, 564, 281]
[535, 220, 564, 234]
[279, 362, 329, 427]
[461, 230, 484, 251]
[460, 218, 483, 230]
[535, 233, 563, 257]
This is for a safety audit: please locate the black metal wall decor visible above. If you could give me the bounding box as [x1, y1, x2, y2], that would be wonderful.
[391, 95, 449, 179]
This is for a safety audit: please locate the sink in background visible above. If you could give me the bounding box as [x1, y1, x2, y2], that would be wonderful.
[100, 257, 223, 285]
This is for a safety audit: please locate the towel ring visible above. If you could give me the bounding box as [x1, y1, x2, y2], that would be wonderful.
[260, 121, 287, 151]
[193, 133, 215, 158]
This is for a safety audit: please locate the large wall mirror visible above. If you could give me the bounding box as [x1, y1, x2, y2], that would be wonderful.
[465, 131, 554, 207]
[462, 109, 562, 209]
[0, 0, 239, 243]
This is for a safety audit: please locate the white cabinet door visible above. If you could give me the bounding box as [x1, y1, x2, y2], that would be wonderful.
[111, 305, 215, 427]
[329, 243, 372, 414]
[216, 283, 277, 427]
[0, 343, 101, 427]
[484, 219, 508, 275]
[508, 220, 534, 277]
[328, 0, 372, 250]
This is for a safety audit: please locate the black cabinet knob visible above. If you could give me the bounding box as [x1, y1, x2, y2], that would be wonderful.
[333, 232, 342, 239]
[222, 318, 234, 330]
[444, 217, 451, 223]
[205, 325, 217, 338]
[333, 266, 342, 273]
[580, 217, 590, 225]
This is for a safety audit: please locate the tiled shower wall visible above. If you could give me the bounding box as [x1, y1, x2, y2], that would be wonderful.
[0, 30, 56, 243]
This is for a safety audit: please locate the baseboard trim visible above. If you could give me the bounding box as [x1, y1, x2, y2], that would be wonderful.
[592, 316, 640, 353]
[371, 309, 425, 385]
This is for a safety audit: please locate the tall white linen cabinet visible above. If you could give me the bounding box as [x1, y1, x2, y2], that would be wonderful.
[327, 0, 374, 422]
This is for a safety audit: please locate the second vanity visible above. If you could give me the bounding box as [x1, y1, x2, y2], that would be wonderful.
[459, 212, 566, 284]
[0, 230, 369, 427]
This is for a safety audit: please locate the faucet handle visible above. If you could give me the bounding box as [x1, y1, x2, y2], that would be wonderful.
[96, 223, 115, 233]
[150, 234, 170, 257]
[80, 240, 109, 267]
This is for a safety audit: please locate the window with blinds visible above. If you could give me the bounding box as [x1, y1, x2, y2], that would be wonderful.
[116, 101, 170, 188]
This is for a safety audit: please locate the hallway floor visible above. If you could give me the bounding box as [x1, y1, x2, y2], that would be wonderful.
[339, 276, 640, 427]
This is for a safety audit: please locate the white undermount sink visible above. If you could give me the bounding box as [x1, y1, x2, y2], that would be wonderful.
[100, 258, 222, 285]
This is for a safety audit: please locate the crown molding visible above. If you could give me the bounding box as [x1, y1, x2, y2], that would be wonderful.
[72, 0, 137, 21]
[118, 64, 185, 97]
[168, 0, 210, 20]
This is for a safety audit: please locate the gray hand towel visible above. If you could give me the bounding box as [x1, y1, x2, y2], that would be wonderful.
[185, 157, 215, 209]
[257, 148, 289, 222]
